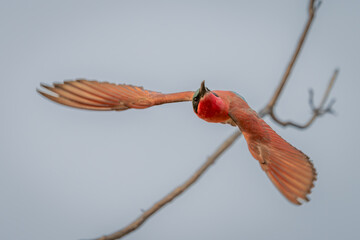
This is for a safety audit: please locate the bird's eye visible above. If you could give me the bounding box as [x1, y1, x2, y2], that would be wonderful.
[193, 97, 198, 102]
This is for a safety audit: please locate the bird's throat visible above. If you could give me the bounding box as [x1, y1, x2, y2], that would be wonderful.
[196, 93, 230, 123]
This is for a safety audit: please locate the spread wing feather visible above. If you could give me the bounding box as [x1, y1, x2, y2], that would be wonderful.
[229, 97, 316, 205]
[37, 79, 194, 111]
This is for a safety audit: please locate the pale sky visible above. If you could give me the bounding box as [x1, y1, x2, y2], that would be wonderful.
[1, 1, 359, 240]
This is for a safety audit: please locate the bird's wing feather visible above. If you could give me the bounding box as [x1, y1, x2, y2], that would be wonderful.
[37, 79, 194, 111]
[229, 99, 316, 205]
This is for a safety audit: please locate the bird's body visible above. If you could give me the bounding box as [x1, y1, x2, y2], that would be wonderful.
[38, 80, 316, 205]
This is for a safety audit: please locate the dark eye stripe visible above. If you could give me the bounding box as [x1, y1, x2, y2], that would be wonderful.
[192, 99, 199, 113]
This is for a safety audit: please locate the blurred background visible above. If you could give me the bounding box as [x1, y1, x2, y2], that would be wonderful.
[1, 0, 359, 239]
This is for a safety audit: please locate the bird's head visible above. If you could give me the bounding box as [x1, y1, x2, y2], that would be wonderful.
[192, 81, 229, 123]
[192, 80, 225, 113]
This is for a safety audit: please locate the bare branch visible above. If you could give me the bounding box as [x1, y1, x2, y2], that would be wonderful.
[94, 1, 334, 239]
[269, 69, 338, 129]
[263, 0, 338, 129]
[263, 0, 319, 114]
[96, 131, 242, 240]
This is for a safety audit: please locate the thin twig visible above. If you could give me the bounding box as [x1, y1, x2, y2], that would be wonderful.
[269, 69, 338, 129]
[263, 0, 318, 114]
[96, 131, 242, 240]
[94, 1, 331, 239]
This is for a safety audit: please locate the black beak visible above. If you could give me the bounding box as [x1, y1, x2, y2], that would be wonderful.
[199, 80, 208, 97]
[192, 80, 210, 113]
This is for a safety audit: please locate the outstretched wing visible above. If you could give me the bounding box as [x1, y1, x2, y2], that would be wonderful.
[250, 121, 316, 205]
[37, 79, 194, 111]
[229, 97, 316, 205]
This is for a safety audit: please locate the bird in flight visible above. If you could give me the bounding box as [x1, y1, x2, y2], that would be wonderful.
[37, 80, 316, 205]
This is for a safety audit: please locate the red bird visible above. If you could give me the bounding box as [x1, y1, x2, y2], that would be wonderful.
[38, 80, 316, 205]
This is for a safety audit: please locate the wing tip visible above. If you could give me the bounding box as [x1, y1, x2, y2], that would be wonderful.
[265, 157, 317, 206]
[37, 84, 58, 98]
